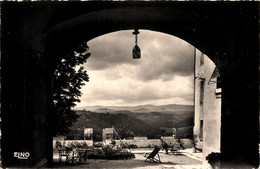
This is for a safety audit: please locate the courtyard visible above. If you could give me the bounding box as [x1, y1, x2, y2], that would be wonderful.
[52, 149, 206, 169]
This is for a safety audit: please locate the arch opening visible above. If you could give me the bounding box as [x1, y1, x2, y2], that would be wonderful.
[44, 6, 219, 69]
[52, 30, 222, 167]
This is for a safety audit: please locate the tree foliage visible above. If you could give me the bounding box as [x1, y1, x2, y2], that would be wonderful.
[52, 42, 90, 136]
[66, 129, 84, 140]
[114, 120, 134, 139]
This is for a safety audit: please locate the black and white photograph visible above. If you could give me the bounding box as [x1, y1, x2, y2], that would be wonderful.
[0, 1, 259, 168]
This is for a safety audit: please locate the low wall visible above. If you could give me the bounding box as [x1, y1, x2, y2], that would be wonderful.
[180, 139, 194, 148]
[115, 139, 161, 148]
[53, 140, 93, 148]
[162, 137, 177, 147]
[53, 138, 191, 149]
[114, 137, 176, 148]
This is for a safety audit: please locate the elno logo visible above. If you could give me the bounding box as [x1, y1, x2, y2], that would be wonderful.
[14, 152, 30, 159]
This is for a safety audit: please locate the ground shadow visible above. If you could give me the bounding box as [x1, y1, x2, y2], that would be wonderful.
[53, 153, 201, 168]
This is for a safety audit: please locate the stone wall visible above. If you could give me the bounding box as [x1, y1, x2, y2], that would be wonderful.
[194, 50, 221, 164]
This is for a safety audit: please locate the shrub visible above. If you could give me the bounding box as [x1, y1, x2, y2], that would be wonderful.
[88, 145, 135, 160]
[102, 145, 120, 156]
[88, 151, 135, 160]
[129, 144, 138, 148]
[121, 143, 138, 149]
[206, 152, 221, 167]
[55, 141, 62, 149]
[94, 141, 104, 147]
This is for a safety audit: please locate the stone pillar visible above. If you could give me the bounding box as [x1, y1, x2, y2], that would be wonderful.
[220, 58, 258, 168]
[218, 24, 259, 168]
[1, 3, 53, 167]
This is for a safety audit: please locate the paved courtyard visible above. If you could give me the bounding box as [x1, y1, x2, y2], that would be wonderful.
[52, 150, 207, 169]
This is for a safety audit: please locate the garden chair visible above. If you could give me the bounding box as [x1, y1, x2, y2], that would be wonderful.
[58, 148, 69, 163]
[66, 150, 80, 165]
[170, 143, 182, 155]
[144, 147, 162, 163]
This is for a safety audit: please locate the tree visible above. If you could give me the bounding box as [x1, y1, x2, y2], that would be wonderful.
[114, 119, 134, 139]
[52, 42, 90, 136]
[66, 129, 84, 140]
[160, 128, 173, 136]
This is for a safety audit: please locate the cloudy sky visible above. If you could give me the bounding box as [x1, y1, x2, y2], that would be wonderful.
[76, 30, 195, 107]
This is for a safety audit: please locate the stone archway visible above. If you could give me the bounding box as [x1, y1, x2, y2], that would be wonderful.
[1, 2, 259, 168]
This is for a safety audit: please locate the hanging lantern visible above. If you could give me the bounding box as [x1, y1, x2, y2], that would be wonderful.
[133, 45, 141, 59]
[132, 29, 141, 59]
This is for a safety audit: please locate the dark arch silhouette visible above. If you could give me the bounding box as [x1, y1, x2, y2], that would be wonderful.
[44, 3, 234, 67]
[1, 2, 258, 168]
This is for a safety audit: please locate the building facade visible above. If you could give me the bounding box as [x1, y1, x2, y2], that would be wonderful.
[194, 49, 222, 164]
[102, 128, 115, 145]
[84, 128, 93, 140]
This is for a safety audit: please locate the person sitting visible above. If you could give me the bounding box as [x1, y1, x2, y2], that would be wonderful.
[163, 142, 169, 154]
[111, 140, 116, 146]
[160, 137, 169, 154]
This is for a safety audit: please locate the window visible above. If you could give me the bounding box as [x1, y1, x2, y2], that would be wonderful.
[215, 76, 222, 96]
[200, 80, 205, 104]
[216, 76, 222, 89]
[106, 133, 113, 140]
[200, 120, 203, 141]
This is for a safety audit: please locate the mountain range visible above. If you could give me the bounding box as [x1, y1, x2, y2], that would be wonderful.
[69, 104, 194, 140]
[75, 104, 193, 114]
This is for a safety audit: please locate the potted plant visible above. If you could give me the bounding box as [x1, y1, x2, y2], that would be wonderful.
[55, 140, 62, 150]
[206, 152, 221, 169]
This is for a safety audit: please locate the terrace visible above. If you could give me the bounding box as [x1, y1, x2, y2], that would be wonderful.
[53, 148, 203, 169]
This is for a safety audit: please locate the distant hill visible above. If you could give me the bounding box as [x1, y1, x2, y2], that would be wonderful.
[75, 104, 193, 113]
[96, 108, 115, 112]
[68, 111, 152, 140]
[134, 108, 150, 112]
[69, 104, 194, 140]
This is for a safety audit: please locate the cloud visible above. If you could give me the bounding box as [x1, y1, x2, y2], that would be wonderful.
[86, 31, 140, 70]
[86, 30, 194, 82]
[77, 70, 194, 107]
[135, 31, 194, 81]
[77, 30, 196, 107]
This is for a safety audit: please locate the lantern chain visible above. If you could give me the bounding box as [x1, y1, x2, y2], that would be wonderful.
[135, 34, 138, 45]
